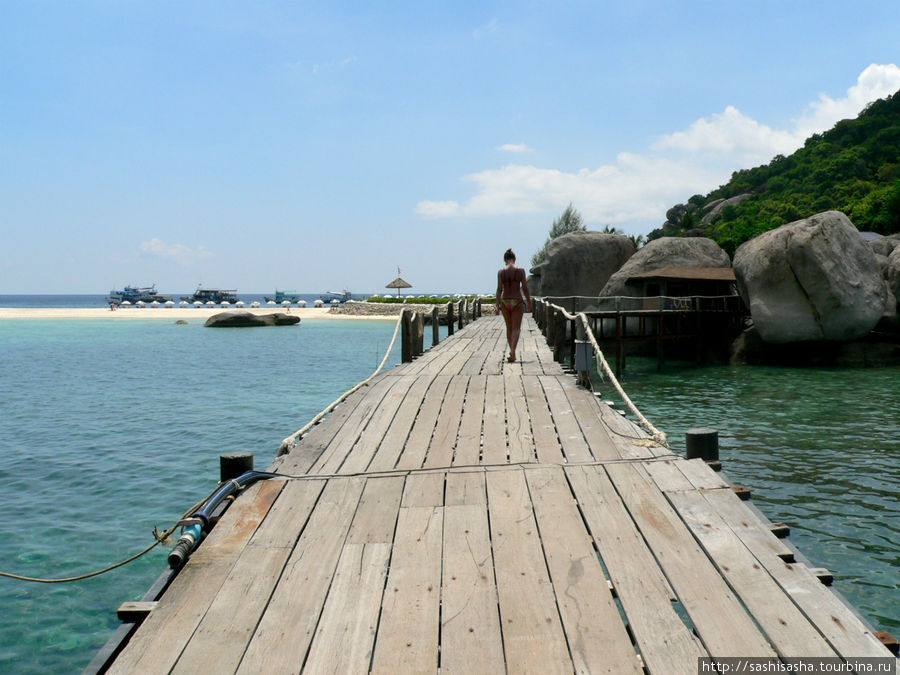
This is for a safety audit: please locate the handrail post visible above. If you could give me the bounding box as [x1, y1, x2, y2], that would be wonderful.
[401, 309, 413, 363]
[458, 300, 464, 331]
[568, 317, 577, 371]
[413, 311, 424, 357]
[432, 306, 440, 346]
[447, 302, 455, 336]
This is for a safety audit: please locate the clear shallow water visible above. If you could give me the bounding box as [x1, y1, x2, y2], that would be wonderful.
[0, 317, 418, 673]
[597, 359, 899, 634]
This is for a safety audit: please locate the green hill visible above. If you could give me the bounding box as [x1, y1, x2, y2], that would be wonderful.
[649, 90, 900, 255]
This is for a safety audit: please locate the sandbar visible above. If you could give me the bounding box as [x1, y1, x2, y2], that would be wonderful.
[0, 307, 396, 321]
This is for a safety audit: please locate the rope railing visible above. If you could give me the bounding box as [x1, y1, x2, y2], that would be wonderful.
[541, 299, 669, 447]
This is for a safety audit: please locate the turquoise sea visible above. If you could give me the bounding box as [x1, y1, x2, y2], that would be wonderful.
[0, 307, 897, 671]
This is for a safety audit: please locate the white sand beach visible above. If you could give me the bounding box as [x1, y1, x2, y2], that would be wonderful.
[0, 306, 396, 321]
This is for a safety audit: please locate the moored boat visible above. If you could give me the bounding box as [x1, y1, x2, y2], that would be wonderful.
[107, 284, 172, 305]
[264, 289, 302, 304]
[180, 287, 240, 304]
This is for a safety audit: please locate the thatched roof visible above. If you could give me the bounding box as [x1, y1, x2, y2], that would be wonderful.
[386, 277, 413, 289]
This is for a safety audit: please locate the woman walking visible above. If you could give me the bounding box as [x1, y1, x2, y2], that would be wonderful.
[496, 248, 532, 362]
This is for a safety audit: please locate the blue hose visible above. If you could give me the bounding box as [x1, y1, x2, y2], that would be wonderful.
[168, 470, 275, 569]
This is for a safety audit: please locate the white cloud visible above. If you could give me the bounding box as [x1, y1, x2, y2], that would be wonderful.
[498, 143, 533, 153]
[140, 239, 214, 265]
[473, 18, 500, 39]
[416, 63, 900, 230]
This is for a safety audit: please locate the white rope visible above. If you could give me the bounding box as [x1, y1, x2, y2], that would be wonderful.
[278, 312, 405, 454]
[543, 301, 668, 447]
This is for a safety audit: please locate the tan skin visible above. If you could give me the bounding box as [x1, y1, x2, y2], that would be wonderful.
[496, 254, 531, 362]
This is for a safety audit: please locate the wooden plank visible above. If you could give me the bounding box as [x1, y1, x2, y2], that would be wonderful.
[700, 488, 895, 659]
[557, 375, 621, 461]
[525, 466, 643, 673]
[453, 374, 485, 466]
[302, 541, 393, 673]
[439, 345, 478, 377]
[175, 479, 329, 673]
[486, 469, 572, 672]
[481, 375, 507, 465]
[393, 375, 451, 470]
[367, 374, 435, 473]
[444, 470, 487, 506]
[302, 475, 405, 672]
[521, 374, 565, 464]
[666, 488, 838, 658]
[108, 479, 285, 674]
[504, 369, 535, 464]
[565, 465, 706, 674]
[440, 502, 506, 673]
[459, 330, 496, 375]
[539, 375, 593, 462]
[605, 462, 776, 658]
[371, 506, 443, 673]
[237, 477, 365, 672]
[400, 471, 445, 508]
[309, 375, 397, 474]
[423, 375, 468, 469]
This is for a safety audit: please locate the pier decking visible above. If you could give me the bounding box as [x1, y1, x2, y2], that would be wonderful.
[106, 315, 896, 674]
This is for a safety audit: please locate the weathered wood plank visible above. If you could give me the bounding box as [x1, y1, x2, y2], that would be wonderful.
[237, 477, 365, 672]
[666, 488, 838, 658]
[339, 375, 418, 475]
[309, 376, 397, 474]
[423, 375, 468, 469]
[393, 375, 451, 470]
[108, 479, 285, 674]
[556, 375, 621, 461]
[521, 375, 565, 464]
[605, 462, 776, 658]
[367, 374, 435, 473]
[504, 369, 535, 464]
[444, 470, 487, 507]
[371, 506, 443, 673]
[440, 502, 506, 673]
[540, 375, 593, 462]
[525, 466, 643, 673]
[565, 465, 706, 674]
[481, 375, 507, 465]
[173, 478, 325, 673]
[453, 374, 485, 466]
[486, 469, 572, 672]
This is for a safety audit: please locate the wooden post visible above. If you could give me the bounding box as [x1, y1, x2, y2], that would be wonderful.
[431, 306, 440, 346]
[568, 318, 577, 371]
[575, 319, 591, 388]
[401, 309, 413, 362]
[413, 312, 424, 357]
[615, 311, 623, 379]
[458, 300, 464, 331]
[447, 302, 455, 336]
[220, 452, 253, 481]
[685, 428, 719, 462]
[546, 307, 556, 347]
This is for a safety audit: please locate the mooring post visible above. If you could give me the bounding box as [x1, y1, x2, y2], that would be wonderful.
[220, 452, 254, 482]
[401, 309, 413, 362]
[432, 306, 440, 346]
[685, 428, 720, 470]
[413, 312, 424, 357]
[447, 302, 455, 336]
[458, 300, 465, 330]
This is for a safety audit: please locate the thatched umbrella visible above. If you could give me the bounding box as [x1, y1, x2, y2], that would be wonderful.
[385, 276, 412, 297]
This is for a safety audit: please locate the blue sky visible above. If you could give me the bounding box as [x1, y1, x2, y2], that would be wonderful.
[2, 2, 899, 295]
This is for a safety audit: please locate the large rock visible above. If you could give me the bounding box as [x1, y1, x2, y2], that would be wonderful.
[870, 233, 900, 257]
[599, 236, 731, 296]
[700, 193, 752, 228]
[733, 211, 885, 343]
[529, 231, 634, 298]
[204, 311, 300, 327]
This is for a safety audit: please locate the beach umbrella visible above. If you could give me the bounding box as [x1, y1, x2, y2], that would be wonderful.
[297, 300, 307, 307]
[385, 276, 412, 297]
[194, 301, 203, 308]
[179, 301, 188, 307]
[235, 301, 245, 308]
[314, 299, 324, 307]
[221, 301, 230, 308]
[206, 301, 215, 307]
[282, 300, 291, 307]
[136, 301, 146, 308]
[250, 301, 260, 308]
[150, 301, 160, 308]
[165, 300, 175, 308]
[267, 300, 276, 306]
[121, 300, 132, 306]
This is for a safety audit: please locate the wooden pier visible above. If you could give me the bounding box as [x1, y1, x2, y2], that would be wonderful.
[103, 313, 896, 674]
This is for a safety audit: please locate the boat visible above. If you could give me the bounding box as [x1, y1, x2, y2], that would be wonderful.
[320, 290, 354, 304]
[263, 289, 302, 304]
[107, 284, 172, 305]
[180, 286, 240, 304]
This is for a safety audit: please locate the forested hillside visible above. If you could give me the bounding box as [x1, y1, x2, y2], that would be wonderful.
[649, 90, 900, 254]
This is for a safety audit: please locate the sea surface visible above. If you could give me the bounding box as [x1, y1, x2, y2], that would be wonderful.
[0, 301, 897, 671]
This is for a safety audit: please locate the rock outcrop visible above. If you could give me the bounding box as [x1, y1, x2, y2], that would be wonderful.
[599, 237, 731, 297]
[733, 211, 885, 343]
[204, 311, 300, 327]
[529, 231, 634, 299]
